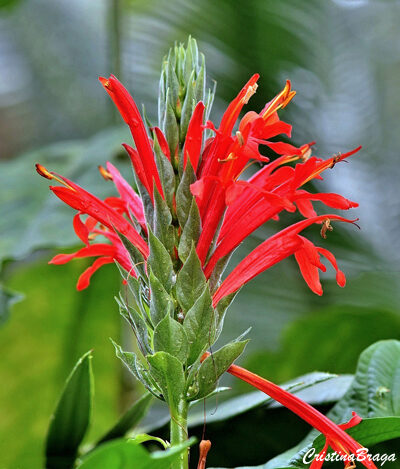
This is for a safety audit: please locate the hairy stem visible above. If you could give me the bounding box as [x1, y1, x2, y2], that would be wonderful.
[170, 400, 189, 469]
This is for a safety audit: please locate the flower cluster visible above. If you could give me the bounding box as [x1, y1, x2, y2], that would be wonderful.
[37, 74, 359, 303]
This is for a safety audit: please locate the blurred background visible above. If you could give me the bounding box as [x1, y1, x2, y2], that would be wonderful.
[1, 0, 400, 467]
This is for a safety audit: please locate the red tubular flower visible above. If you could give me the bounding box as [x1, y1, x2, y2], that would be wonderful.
[36, 163, 148, 289]
[99, 75, 163, 200]
[204, 147, 359, 278]
[224, 361, 377, 469]
[212, 215, 357, 306]
[49, 214, 136, 290]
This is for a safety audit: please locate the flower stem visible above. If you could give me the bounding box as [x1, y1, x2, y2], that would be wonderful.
[170, 399, 189, 469]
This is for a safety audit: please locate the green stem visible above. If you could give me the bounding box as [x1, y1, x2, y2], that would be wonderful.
[170, 400, 189, 469]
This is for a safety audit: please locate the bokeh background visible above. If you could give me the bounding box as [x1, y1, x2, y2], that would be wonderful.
[1, 0, 400, 468]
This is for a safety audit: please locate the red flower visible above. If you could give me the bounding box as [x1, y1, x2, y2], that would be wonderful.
[35, 164, 147, 289]
[201, 352, 376, 469]
[50, 214, 135, 290]
[37, 75, 360, 299]
[212, 215, 357, 306]
[99, 75, 163, 200]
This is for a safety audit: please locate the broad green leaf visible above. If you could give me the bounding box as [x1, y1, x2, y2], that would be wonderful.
[147, 351, 185, 413]
[149, 269, 174, 326]
[183, 287, 216, 364]
[175, 160, 196, 228]
[275, 417, 400, 469]
[97, 393, 154, 445]
[176, 244, 206, 312]
[195, 339, 248, 400]
[188, 373, 349, 428]
[45, 351, 93, 469]
[263, 340, 400, 469]
[153, 314, 189, 364]
[77, 438, 195, 469]
[178, 198, 201, 263]
[147, 230, 174, 293]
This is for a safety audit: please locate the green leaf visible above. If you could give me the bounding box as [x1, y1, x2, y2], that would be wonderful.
[176, 244, 207, 313]
[175, 160, 196, 228]
[149, 269, 174, 326]
[180, 69, 195, 141]
[178, 198, 201, 263]
[111, 340, 161, 398]
[132, 433, 169, 449]
[153, 188, 175, 255]
[152, 132, 175, 210]
[188, 373, 346, 428]
[166, 53, 180, 112]
[154, 314, 189, 364]
[195, 339, 248, 400]
[326, 339, 400, 421]
[45, 351, 93, 469]
[215, 290, 238, 338]
[77, 438, 195, 469]
[96, 393, 154, 445]
[164, 99, 179, 158]
[147, 230, 174, 293]
[194, 54, 206, 103]
[265, 340, 400, 469]
[147, 351, 185, 413]
[116, 295, 152, 355]
[116, 233, 147, 280]
[183, 287, 216, 365]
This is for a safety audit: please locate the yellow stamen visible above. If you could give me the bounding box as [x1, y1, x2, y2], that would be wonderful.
[35, 163, 74, 189]
[218, 152, 237, 163]
[261, 80, 296, 121]
[320, 218, 333, 239]
[98, 165, 113, 181]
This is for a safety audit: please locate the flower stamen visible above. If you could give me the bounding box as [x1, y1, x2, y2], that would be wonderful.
[35, 163, 75, 190]
[98, 165, 113, 181]
[320, 218, 333, 239]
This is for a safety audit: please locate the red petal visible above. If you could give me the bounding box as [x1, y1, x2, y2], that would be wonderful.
[49, 244, 116, 265]
[317, 247, 346, 287]
[295, 245, 323, 296]
[152, 126, 170, 160]
[122, 143, 151, 196]
[106, 162, 145, 227]
[212, 234, 302, 306]
[77, 256, 114, 290]
[73, 213, 89, 245]
[51, 185, 149, 257]
[183, 101, 205, 172]
[339, 412, 362, 431]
